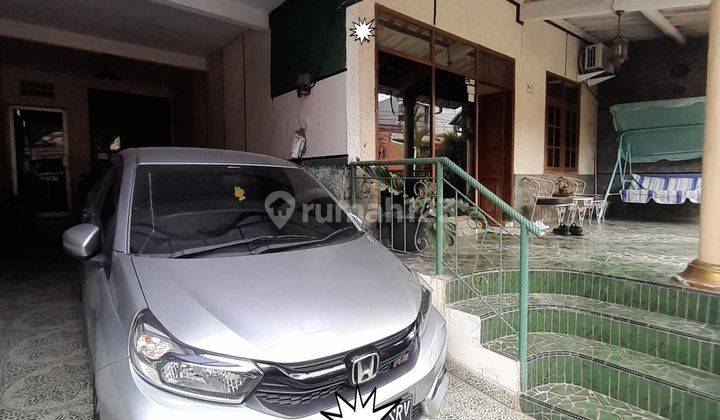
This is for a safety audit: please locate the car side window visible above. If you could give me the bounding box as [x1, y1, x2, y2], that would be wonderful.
[82, 171, 113, 225]
[99, 164, 123, 266]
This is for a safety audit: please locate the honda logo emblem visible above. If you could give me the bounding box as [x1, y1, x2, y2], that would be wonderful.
[349, 352, 379, 385]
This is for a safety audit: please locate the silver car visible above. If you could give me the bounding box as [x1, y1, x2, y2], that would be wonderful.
[63, 148, 448, 420]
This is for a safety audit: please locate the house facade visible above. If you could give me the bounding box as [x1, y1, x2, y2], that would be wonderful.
[2, 1, 720, 419]
[234, 0, 598, 218]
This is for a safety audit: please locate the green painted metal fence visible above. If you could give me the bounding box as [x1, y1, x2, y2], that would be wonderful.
[349, 157, 544, 391]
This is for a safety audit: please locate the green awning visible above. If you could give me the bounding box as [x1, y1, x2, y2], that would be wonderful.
[610, 97, 705, 163]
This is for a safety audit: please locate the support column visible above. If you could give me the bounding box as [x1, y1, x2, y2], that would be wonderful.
[676, 0, 720, 291]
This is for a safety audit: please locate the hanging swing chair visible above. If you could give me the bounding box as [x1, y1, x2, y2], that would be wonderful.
[603, 97, 705, 205]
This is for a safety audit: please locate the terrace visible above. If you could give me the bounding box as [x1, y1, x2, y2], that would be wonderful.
[401, 219, 699, 282]
[351, 156, 717, 419]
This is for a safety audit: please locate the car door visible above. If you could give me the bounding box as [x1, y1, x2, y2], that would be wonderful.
[80, 164, 121, 366]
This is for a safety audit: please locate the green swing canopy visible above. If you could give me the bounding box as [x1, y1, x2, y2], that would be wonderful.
[603, 97, 705, 202]
[610, 97, 705, 163]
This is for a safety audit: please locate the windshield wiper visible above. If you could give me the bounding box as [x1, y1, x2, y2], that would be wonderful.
[250, 227, 360, 255]
[168, 234, 313, 259]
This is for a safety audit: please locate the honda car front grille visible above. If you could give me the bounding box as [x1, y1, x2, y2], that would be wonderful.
[251, 320, 419, 417]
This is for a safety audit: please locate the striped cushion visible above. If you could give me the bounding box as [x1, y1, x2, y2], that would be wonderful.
[632, 174, 701, 191]
[623, 174, 701, 204]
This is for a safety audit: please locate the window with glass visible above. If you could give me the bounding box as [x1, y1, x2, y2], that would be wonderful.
[433, 33, 475, 76]
[376, 11, 431, 61]
[376, 51, 432, 163]
[434, 69, 476, 196]
[545, 74, 580, 172]
[374, 7, 515, 222]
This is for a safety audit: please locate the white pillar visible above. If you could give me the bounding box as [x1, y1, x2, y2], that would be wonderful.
[676, 0, 720, 291]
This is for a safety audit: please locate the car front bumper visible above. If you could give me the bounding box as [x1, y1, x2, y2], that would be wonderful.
[96, 308, 448, 420]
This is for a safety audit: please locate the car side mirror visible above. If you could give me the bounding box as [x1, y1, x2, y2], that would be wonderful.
[63, 224, 101, 259]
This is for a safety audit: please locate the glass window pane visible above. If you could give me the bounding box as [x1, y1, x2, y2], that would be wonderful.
[547, 81, 563, 100]
[565, 85, 579, 104]
[565, 149, 571, 168]
[376, 51, 432, 168]
[477, 49, 512, 89]
[434, 69, 476, 195]
[377, 12, 431, 60]
[547, 149, 554, 167]
[434, 33, 475, 76]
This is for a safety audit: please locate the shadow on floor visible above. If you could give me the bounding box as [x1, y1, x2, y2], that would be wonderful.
[0, 220, 94, 420]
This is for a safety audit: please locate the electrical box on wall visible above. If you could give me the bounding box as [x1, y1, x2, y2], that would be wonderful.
[291, 129, 306, 159]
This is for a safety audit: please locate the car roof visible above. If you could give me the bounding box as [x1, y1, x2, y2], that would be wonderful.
[120, 147, 297, 168]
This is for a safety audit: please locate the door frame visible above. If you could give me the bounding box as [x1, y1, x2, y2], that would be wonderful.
[8, 105, 72, 218]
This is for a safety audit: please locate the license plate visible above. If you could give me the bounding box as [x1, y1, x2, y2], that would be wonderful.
[384, 395, 413, 420]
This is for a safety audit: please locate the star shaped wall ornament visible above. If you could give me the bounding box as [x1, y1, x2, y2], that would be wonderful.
[349, 18, 376, 45]
[321, 387, 399, 420]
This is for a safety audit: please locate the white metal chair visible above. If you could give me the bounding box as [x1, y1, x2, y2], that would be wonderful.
[564, 176, 608, 226]
[522, 177, 573, 225]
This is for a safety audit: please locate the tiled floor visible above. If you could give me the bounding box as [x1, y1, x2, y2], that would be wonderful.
[400, 219, 699, 284]
[0, 232, 93, 420]
[438, 375, 530, 420]
[0, 227, 524, 420]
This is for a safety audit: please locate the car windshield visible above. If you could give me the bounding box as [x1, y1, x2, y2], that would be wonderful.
[129, 164, 359, 256]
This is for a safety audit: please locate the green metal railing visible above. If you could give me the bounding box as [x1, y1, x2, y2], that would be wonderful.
[349, 157, 544, 391]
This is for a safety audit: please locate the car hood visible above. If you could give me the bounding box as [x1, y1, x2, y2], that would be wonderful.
[131, 235, 421, 364]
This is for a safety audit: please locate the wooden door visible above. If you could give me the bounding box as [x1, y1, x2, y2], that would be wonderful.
[476, 91, 512, 224]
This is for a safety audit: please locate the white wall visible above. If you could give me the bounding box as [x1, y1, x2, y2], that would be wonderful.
[237, 31, 348, 159]
[223, 35, 246, 151]
[345, 0, 597, 175]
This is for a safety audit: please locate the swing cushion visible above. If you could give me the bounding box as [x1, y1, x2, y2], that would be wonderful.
[621, 174, 701, 204]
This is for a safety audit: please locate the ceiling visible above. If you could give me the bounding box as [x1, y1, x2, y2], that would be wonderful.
[567, 7, 710, 42]
[0, 0, 286, 69]
[521, 0, 711, 44]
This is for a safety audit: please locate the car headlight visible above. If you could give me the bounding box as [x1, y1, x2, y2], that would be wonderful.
[129, 310, 263, 404]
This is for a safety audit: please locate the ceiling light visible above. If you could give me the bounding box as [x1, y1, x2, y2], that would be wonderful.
[609, 10, 630, 69]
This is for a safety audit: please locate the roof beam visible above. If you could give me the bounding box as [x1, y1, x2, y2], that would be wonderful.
[641, 9, 687, 44]
[521, 0, 611, 21]
[521, 0, 710, 21]
[0, 18, 207, 71]
[149, 0, 268, 30]
[548, 19, 600, 43]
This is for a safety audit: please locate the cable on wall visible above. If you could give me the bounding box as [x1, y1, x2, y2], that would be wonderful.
[564, 32, 569, 78]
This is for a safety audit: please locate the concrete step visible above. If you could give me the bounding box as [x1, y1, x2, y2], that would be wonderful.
[450, 293, 720, 373]
[522, 383, 667, 420]
[445, 270, 720, 326]
[487, 332, 720, 415]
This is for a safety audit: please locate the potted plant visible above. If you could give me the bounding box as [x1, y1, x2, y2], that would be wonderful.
[407, 180, 486, 252]
[554, 176, 575, 197]
[358, 168, 485, 253]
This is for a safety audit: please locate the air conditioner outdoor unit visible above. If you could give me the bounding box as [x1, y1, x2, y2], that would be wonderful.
[583, 43, 614, 74]
[578, 43, 616, 87]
